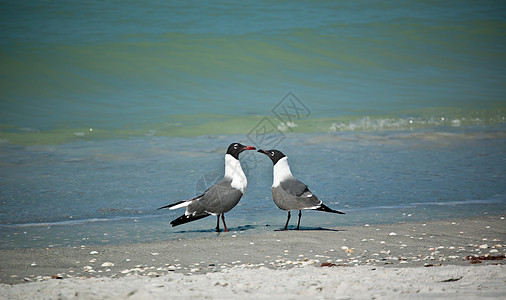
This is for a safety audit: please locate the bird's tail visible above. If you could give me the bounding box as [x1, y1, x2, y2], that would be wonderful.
[170, 213, 210, 227]
[157, 200, 186, 210]
[316, 203, 345, 214]
[157, 194, 204, 210]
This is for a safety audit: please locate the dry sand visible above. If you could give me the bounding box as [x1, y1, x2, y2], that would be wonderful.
[1, 215, 505, 299]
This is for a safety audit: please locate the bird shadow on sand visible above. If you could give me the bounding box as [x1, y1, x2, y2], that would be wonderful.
[171, 224, 343, 234]
[172, 224, 259, 234]
[272, 226, 345, 232]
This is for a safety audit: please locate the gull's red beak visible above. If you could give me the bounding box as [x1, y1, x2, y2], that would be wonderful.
[243, 145, 256, 151]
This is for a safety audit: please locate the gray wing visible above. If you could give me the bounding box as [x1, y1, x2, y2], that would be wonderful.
[273, 178, 322, 211]
[280, 178, 309, 197]
[188, 179, 243, 215]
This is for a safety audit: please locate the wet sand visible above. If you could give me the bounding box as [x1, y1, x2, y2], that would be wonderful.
[1, 215, 505, 299]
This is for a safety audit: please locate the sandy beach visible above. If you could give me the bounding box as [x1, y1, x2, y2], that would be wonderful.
[1, 215, 505, 299]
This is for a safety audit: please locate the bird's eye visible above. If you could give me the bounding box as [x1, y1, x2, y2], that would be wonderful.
[270, 151, 275, 156]
[234, 144, 238, 149]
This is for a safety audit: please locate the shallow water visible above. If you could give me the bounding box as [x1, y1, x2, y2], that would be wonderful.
[1, 127, 505, 249]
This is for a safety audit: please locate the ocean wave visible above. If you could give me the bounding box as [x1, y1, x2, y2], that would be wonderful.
[328, 113, 506, 133]
[0, 109, 504, 146]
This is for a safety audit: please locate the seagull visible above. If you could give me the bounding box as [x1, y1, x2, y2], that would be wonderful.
[258, 149, 345, 230]
[158, 143, 256, 232]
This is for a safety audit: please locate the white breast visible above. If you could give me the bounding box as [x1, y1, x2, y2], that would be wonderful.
[224, 154, 247, 194]
[272, 157, 294, 188]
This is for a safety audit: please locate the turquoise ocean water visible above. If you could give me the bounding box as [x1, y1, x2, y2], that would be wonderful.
[0, 1, 505, 249]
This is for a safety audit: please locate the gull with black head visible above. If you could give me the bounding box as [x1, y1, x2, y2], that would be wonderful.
[158, 143, 256, 232]
[258, 149, 345, 230]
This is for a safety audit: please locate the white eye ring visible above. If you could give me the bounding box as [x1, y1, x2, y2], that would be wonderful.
[271, 151, 275, 156]
[234, 144, 238, 149]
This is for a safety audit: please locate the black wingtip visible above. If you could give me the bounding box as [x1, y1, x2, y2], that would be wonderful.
[316, 203, 345, 214]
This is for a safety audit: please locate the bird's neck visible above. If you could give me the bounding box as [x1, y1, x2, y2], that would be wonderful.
[273, 157, 294, 187]
[224, 154, 247, 193]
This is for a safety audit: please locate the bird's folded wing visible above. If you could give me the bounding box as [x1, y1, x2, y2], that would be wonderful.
[280, 178, 310, 197]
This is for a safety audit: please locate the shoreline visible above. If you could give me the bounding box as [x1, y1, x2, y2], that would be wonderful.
[1, 214, 505, 298]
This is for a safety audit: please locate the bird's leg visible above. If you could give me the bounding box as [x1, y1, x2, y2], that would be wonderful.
[215, 215, 221, 233]
[221, 214, 229, 232]
[283, 211, 291, 230]
[296, 210, 302, 230]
